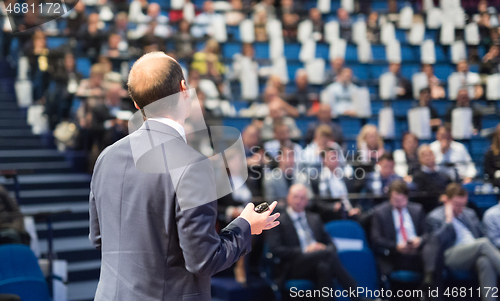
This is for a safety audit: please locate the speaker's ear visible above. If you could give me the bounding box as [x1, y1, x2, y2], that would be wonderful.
[6, 0, 78, 33]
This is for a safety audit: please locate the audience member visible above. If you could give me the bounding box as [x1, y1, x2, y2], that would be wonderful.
[412, 145, 452, 212]
[309, 8, 324, 40]
[253, 7, 269, 42]
[267, 184, 362, 301]
[357, 124, 385, 164]
[484, 124, 500, 188]
[65, 1, 87, 36]
[366, 11, 380, 44]
[173, 19, 195, 60]
[422, 64, 445, 100]
[393, 132, 420, 180]
[301, 125, 344, 170]
[225, 0, 245, 26]
[365, 153, 401, 195]
[337, 8, 352, 42]
[76, 63, 107, 99]
[444, 88, 483, 134]
[417, 87, 441, 131]
[263, 122, 303, 159]
[0, 186, 30, 245]
[323, 68, 358, 117]
[371, 180, 426, 276]
[425, 183, 500, 301]
[286, 69, 314, 115]
[263, 148, 307, 202]
[449, 60, 483, 100]
[383, 63, 412, 99]
[261, 101, 301, 141]
[480, 44, 500, 74]
[77, 13, 107, 58]
[190, 1, 221, 38]
[324, 57, 345, 86]
[304, 104, 344, 146]
[483, 200, 500, 249]
[242, 124, 268, 197]
[309, 147, 359, 221]
[430, 126, 477, 183]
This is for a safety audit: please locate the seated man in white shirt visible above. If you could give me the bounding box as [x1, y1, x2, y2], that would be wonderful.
[323, 68, 358, 117]
[448, 60, 484, 100]
[300, 124, 344, 173]
[430, 126, 476, 183]
[190, 1, 222, 38]
[309, 147, 360, 222]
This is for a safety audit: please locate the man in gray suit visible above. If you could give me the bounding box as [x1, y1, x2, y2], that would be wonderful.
[89, 52, 280, 301]
[426, 183, 500, 301]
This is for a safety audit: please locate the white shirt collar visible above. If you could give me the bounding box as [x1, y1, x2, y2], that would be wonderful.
[287, 206, 305, 221]
[147, 117, 187, 143]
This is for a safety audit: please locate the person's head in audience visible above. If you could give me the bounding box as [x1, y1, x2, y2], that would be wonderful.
[436, 125, 453, 153]
[389, 63, 401, 75]
[203, 0, 215, 14]
[242, 124, 261, 149]
[281, 0, 294, 11]
[295, 69, 308, 91]
[97, 56, 113, 73]
[230, 0, 243, 11]
[444, 183, 468, 216]
[32, 30, 47, 51]
[64, 52, 75, 72]
[287, 183, 309, 213]
[278, 147, 295, 175]
[388, 0, 397, 13]
[358, 124, 384, 151]
[478, 0, 488, 14]
[90, 64, 106, 87]
[205, 39, 221, 55]
[273, 122, 291, 145]
[187, 69, 200, 89]
[402, 132, 419, 157]
[479, 12, 491, 27]
[269, 101, 285, 120]
[105, 83, 124, 107]
[322, 147, 340, 172]
[314, 125, 333, 150]
[368, 11, 378, 24]
[422, 64, 434, 78]
[337, 8, 349, 21]
[331, 57, 345, 75]
[242, 43, 254, 58]
[418, 144, 436, 169]
[418, 87, 431, 106]
[309, 8, 322, 23]
[456, 88, 470, 107]
[267, 74, 284, 94]
[263, 86, 280, 103]
[337, 68, 353, 86]
[115, 12, 128, 31]
[377, 153, 395, 179]
[108, 34, 122, 51]
[147, 3, 161, 18]
[317, 104, 332, 123]
[492, 124, 500, 156]
[179, 19, 191, 34]
[88, 12, 100, 27]
[456, 60, 469, 73]
[388, 179, 409, 210]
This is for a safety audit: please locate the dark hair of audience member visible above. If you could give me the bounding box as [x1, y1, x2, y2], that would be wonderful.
[445, 183, 468, 199]
[388, 179, 409, 197]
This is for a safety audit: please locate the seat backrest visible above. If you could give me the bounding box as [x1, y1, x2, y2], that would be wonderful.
[338, 249, 379, 294]
[324, 220, 368, 245]
[0, 244, 50, 301]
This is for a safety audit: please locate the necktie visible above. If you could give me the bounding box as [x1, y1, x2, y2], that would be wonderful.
[399, 209, 408, 242]
[297, 216, 315, 248]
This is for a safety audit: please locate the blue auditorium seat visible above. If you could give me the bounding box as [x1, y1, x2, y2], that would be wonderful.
[315, 43, 329, 60]
[389, 270, 422, 283]
[337, 250, 379, 297]
[295, 118, 315, 135]
[396, 29, 407, 44]
[226, 26, 240, 41]
[483, 116, 499, 129]
[401, 45, 416, 62]
[350, 64, 368, 80]
[369, 65, 388, 79]
[435, 46, 448, 63]
[150, 0, 169, 9]
[284, 43, 301, 60]
[371, 45, 386, 61]
[223, 43, 241, 59]
[325, 220, 368, 246]
[337, 117, 362, 139]
[254, 43, 269, 59]
[287, 62, 303, 81]
[424, 29, 438, 42]
[434, 64, 454, 81]
[76, 57, 91, 78]
[392, 100, 414, 117]
[222, 118, 252, 132]
[370, 100, 384, 115]
[0, 244, 51, 301]
[371, 1, 388, 12]
[345, 45, 358, 62]
[401, 64, 420, 79]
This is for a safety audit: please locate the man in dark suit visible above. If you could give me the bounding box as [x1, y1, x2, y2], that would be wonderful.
[89, 52, 280, 301]
[425, 183, 500, 301]
[370, 180, 426, 276]
[267, 184, 360, 301]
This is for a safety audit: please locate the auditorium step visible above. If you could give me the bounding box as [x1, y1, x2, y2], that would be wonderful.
[211, 277, 276, 301]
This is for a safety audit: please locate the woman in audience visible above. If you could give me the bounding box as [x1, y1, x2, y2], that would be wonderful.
[191, 39, 225, 77]
[484, 124, 500, 187]
[394, 132, 420, 181]
[357, 124, 385, 164]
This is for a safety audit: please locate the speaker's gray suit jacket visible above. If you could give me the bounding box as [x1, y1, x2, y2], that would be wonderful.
[89, 119, 252, 301]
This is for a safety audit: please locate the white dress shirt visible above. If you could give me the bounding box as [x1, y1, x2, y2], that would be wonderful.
[148, 117, 187, 143]
[452, 217, 476, 246]
[429, 140, 476, 180]
[323, 82, 358, 116]
[319, 167, 353, 210]
[392, 207, 417, 244]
